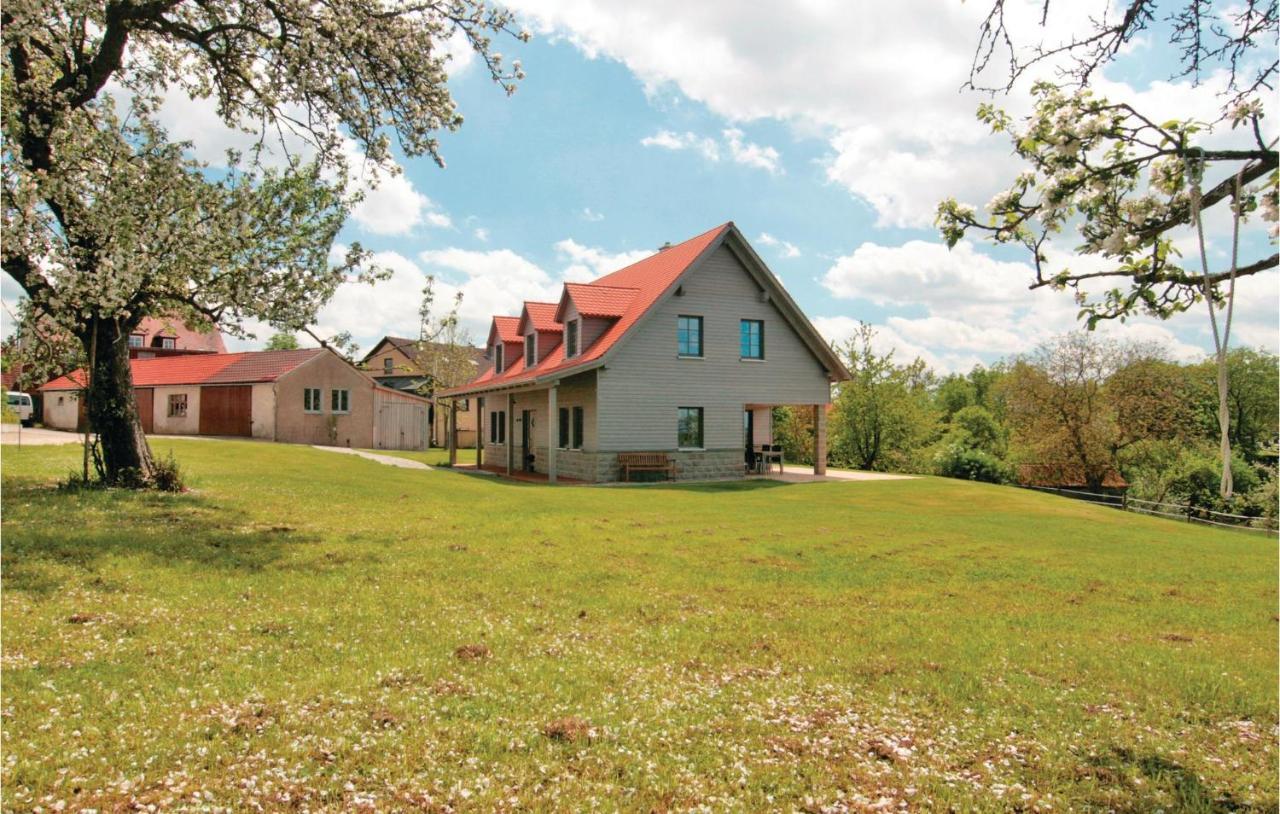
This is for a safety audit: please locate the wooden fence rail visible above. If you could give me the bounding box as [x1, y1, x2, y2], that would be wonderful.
[1023, 485, 1278, 535]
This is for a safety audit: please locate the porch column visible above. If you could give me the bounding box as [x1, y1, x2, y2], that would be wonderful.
[546, 384, 558, 483]
[476, 397, 484, 468]
[448, 398, 457, 466]
[813, 404, 827, 476]
[506, 393, 514, 476]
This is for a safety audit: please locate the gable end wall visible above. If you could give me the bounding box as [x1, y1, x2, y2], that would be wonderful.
[596, 244, 830, 452]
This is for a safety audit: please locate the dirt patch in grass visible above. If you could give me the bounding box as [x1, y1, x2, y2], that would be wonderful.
[543, 716, 593, 743]
[454, 643, 491, 660]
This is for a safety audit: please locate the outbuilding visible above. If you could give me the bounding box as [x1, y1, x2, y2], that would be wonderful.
[40, 348, 430, 450]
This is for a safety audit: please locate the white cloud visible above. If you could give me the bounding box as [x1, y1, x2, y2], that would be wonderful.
[581, 207, 605, 222]
[473, 227, 490, 242]
[723, 128, 781, 174]
[814, 238, 1276, 372]
[553, 239, 652, 282]
[639, 127, 782, 174]
[641, 129, 721, 161]
[757, 232, 801, 258]
[511, 0, 1265, 229]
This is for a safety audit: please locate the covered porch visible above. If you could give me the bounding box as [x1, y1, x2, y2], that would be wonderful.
[742, 402, 829, 477]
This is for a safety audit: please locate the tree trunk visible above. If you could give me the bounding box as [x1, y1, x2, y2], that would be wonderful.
[80, 319, 155, 485]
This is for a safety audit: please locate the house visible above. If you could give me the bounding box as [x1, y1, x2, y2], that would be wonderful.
[128, 316, 227, 358]
[40, 348, 430, 449]
[360, 336, 484, 447]
[440, 222, 852, 482]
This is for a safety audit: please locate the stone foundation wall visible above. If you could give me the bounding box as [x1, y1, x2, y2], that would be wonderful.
[490, 445, 747, 483]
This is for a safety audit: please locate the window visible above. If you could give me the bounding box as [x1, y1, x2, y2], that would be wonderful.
[158, 337, 176, 349]
[488, 410, 507, 444]
[304, 387, 322, 413]
[572, 406, 584, 449]
[566, 320, 580, 358]
[494, 343, 505, 373]
[740, 319, 764, 359]
[128, 334, 143, 348]
[383, 357, 394, 374]
[330, 388, 350, 414]
[525, 333, 536, 367]
[558, 407, 570, 449]
[677, 316, 703, 357]
[457, 399, 469, 412]
[677, 407, 704, 449]
[167, 393, 188, 418]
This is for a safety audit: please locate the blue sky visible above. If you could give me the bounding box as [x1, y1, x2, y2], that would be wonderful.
[3, 0, 1275, 371]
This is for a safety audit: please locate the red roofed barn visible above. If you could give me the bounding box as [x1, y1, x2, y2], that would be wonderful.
[42, 348, 430, 449]
[442, 222, 851, 482]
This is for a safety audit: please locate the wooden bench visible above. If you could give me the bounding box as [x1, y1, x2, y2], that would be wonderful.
[618, 452, 677, 482]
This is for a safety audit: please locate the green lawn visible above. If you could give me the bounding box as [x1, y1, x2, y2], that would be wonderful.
[369, 446, 477, 466]
[2, 440, 1276, 812]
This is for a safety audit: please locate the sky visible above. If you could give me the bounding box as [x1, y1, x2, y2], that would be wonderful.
[2, 0, 1276, 373]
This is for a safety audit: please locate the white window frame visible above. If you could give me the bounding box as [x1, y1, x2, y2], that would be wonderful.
[303, 387, 322, 414]
[160, 337, 176, 349]
[127, 334, 144, 348]
[331, 388, 350, 414]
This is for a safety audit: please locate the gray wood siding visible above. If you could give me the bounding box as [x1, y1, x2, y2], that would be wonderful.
[596, 245, 830, 451]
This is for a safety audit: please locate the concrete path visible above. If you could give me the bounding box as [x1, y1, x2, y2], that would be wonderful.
[747, 467, 916, 484]
[0, 425, 83, 446]
[311, 445, 433, 470]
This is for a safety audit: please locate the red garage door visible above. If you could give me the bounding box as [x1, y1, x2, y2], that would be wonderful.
[135, 388, 154, 434]
[199, 385, 252, 437]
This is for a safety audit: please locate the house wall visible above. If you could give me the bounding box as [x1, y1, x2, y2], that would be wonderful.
[153, 385, 201, 434]
[365, 343, 416, 378]
[274, 352, 376, 448]
[251, 383, 275, 440]
[481, 371, 599, 480]
[43, 391, 79, 430]
[433, 396, 478, 448]
[595, 244, 831, 475]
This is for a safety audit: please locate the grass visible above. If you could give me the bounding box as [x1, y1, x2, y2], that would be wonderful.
[1, 439, 1276, 812]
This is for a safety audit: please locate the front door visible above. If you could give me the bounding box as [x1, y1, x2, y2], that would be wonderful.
[135, 388, 154, 434]
[520, 409, 534, 471]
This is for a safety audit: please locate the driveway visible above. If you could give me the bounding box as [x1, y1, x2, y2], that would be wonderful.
[0, 425, 83, 446]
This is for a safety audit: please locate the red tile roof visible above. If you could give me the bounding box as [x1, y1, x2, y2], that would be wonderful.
[134, 316, 227, 353]
[41, 349, 323, 391]
[447, 223, 730, 395]
[487, 316, 522, 347]
[557, 283, 638, 320]
[519, 302, 562, 334]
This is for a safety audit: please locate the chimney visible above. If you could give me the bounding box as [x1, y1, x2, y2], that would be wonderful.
[657, 241, 673, 251]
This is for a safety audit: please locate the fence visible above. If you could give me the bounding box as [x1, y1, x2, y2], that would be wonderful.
[1023, 485, 1278, 535]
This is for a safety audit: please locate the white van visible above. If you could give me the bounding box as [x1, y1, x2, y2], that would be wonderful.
[6, 391, 34, 426]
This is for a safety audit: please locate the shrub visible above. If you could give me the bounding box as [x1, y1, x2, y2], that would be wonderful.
[935, 444, 1013, 484]
[150, 452, 186, 492]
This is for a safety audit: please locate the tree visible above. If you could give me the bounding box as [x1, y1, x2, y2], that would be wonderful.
[1001, 333, 1198, 490]
[2, 0, 526, 485]
[412, 276, 476, 451]
[828, 323, 936, 471]
[1193, 347, 1280, 459]
[266, 332, 300, 351]
[940, 0, 1277, 498]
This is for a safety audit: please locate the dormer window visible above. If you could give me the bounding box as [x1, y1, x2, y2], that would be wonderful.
[128, 334, 143, 348]
[525, 333, 536, 367]
[494, 343, 505, 373]
[566, 320, 580, 358]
